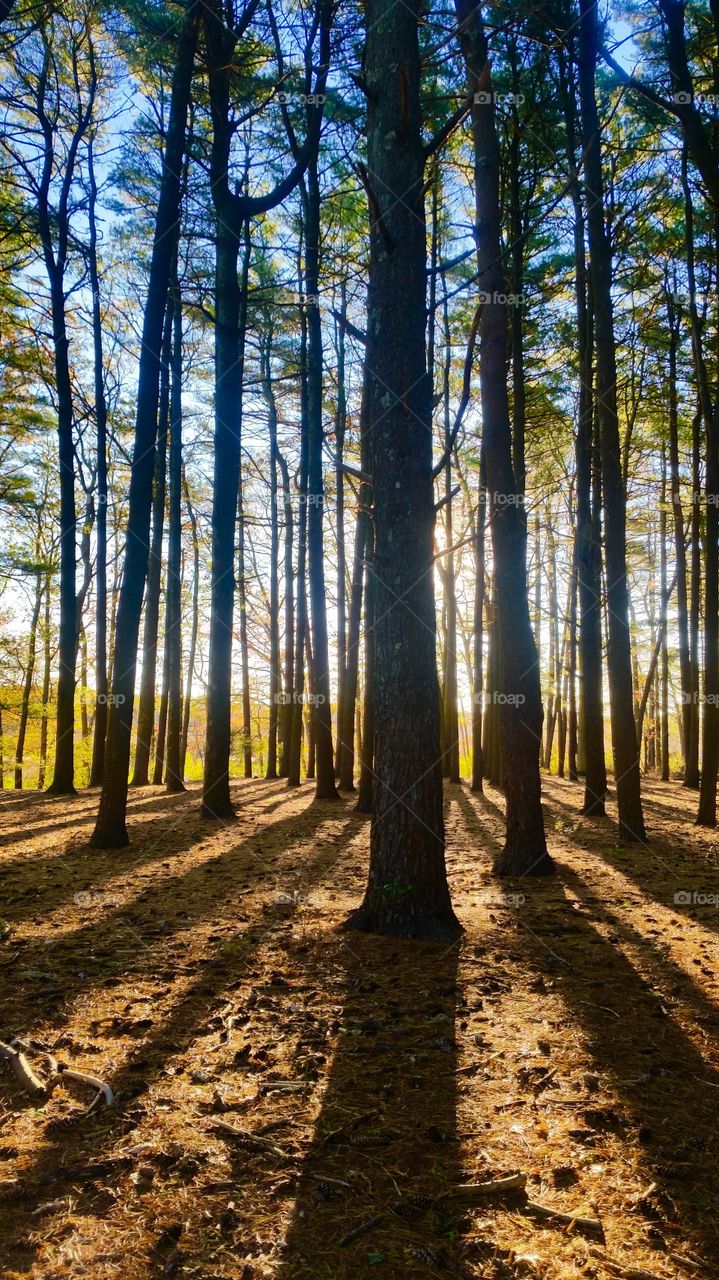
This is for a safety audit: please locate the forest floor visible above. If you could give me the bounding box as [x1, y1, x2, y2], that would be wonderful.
[0, 776, 718, 1280]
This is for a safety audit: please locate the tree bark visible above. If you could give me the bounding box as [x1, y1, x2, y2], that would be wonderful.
[346, 0, 461, 939]
[456, 0, 552, 874]
[90, 1, 199, 846]
[578, 0, 645, 841]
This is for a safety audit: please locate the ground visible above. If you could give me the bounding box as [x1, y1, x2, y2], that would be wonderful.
[0, 776, 718, 1280]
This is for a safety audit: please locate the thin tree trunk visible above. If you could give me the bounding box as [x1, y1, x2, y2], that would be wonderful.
[38, 573, 52, 791]
[263, 333, 280, 780]
[277, 445, 295, 777]
[180, 469, 200, 778]
[165, 268, 185, 792]
[15, 569, 43, 789]
[302, 160, 338, 800]
[131, 301, 171, 786]
[471, 452, 486, 792]
[88, 134, 109, 788]
[91, 1, 199, 846]
[456, 0, 551, 874]
[578, 0, 645, 840]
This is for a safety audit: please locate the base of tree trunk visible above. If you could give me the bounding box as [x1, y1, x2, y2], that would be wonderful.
[493, 845, 554, 877]
[265, 769, 278, 781]
[355, 795, 372, 814]
[200, 792, 236, 819]
[166, 781, 186, 794]
[342, 902, 463, 943]
[581, 794, 606, 817]
[89, 822, 129, 849]
[339, 780, 356, 793]
[46, 782, 77, 797]
[314, 782, 340, 801]
[618, 816, 647, 842]
[129, 778, 151, 788]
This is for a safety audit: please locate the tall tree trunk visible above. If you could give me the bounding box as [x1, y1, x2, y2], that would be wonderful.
[15, 569, 43, 789]
[88, 134, 109, 788]
[165, 269, 185, 792]
[237, 455, 253, 781]
[471, 452, 486, 792]
[456, 0, 552, 874]
[180, 469, 200, 778]
[288, 306, 310, 789]
[302, 161, 338, 800]
[441, 288, 460, 783]
[263, 332, 281, 780]
[334, 283, 348, 779]
[578, 0, 645, 840]
[347, 0, 461, 939]
[38, 574, 52, 791]
[277, 445, 295, 778]
[665, 285, 693, 784]
[91, 1, 199, 846]
[131, 302, 171, 786]
[202, 208, 251, 815]
[356, 525, 375, 814]
[338, 374, 370, 791]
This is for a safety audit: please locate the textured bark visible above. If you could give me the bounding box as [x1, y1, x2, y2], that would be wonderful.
[665, 288, 693, 784]
[263, 334, 280, 781]
[131, 303, 171, 787]
[456, 0, 551, 875]
[346, 0, 461, 939]
[180, 469, 199, 778]
[14, 568, 43, 789]
[277, 446, 295, 778]
[578, 0, 645, 841]
[88, 134, 109, 788]
[165, 273, 185, 793]
[302, 161, 338, 800]
[37, 575, 52, 791]
[90, 1, 199, 847]
[471, 454, 486, 792]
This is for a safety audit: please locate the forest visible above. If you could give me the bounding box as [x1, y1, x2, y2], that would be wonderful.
[0, 0, 718, 1275]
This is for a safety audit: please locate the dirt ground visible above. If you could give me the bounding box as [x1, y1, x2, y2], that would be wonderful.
[0, 775, 718, 1280]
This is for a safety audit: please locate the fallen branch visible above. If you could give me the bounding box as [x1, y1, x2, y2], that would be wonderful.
[58, 1068, 114, 1109]
[439, 1172, 527, 1203]
[209, 1119, 289, 1159]
[525, 1198, 603, 1238]
[0, 1040, 48, 1098]
[339, 1212, 385, 1247]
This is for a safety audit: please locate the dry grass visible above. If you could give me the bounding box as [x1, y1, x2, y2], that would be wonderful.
[0, 775, 718, 1279]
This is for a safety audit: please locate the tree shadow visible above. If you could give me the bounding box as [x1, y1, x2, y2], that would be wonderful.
[1, 799, 355, 1036]
[1, 806, 366, 1273]
[515, 863, 719, 1264]
[274, 931, 469, 1279]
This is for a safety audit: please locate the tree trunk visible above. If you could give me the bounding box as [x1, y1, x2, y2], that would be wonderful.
[456, 0, 551, 875]
[15, 569, 43, 789]
[165, 269, 186, 792]
[277, 445, 295, 777]
[578, 0, 645, 841]
[91, 1, 199, 846]
[131, 301, 171, 786]
[38, 574, 52, 791]
[346, 0, 461, 939]
[263, 332, 281, 780]
[180, 469, 200, 778]
[302, 161, 338, 800]
[471, 452, 486, 792]
[88, 134, 109, 788]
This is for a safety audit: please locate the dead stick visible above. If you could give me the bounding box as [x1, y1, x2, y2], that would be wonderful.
[339, 1213, 385, 1247]
[0, 1040, 48, 1097]
[439, 1172, 526, 1202]
[524, 1199, 603, 1235]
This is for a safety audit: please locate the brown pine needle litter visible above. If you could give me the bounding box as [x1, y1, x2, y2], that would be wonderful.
[1, 775, 718, 1278]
